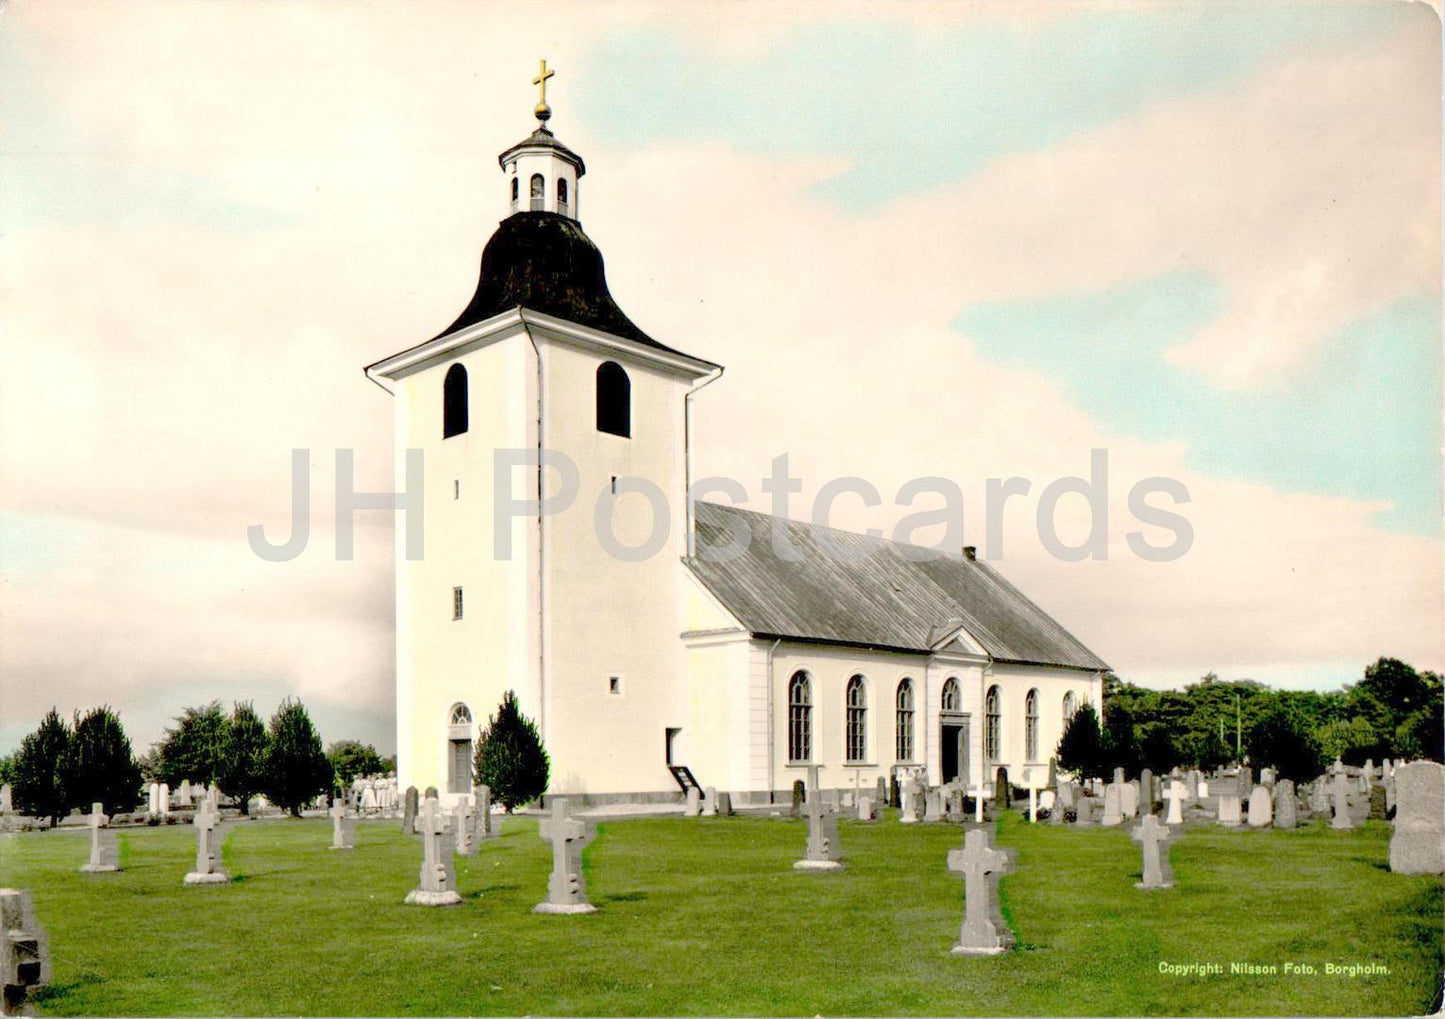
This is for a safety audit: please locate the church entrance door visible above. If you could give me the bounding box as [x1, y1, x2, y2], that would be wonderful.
[940, 718, 970, 787]
[448, 738, 472, 795]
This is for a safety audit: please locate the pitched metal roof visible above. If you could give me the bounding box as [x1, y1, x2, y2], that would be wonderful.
[686, 502, 1109, 671]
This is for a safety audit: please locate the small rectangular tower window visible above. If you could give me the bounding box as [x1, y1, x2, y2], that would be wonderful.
[454, 479, 460, 500]
[452, 587, 464, 621]
[608, 676, 621, 695]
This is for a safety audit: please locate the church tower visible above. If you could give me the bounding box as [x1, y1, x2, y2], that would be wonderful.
[366, 64, 721, 801]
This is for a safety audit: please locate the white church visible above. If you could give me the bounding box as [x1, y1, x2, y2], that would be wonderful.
[366, 68, 1108, 805]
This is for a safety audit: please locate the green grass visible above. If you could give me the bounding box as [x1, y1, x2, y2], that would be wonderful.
[1, 812, 1439, 1016]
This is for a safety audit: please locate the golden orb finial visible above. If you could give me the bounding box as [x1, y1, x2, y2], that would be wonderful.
[533, 58, 555, 123]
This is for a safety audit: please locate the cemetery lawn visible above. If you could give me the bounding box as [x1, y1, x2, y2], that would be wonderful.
[3, 812, 1441, 1016]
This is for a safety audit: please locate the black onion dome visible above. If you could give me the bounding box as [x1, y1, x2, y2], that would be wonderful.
[437, 212, 684, 355]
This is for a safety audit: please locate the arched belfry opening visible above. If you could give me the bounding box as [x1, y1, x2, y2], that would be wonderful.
[443, 363, 468, 438]
[596, 361, 631, 437]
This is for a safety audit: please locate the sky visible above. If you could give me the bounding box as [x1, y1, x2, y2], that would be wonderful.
[1, 0, 1440, 757]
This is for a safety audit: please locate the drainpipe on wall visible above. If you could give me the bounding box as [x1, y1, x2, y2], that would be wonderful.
[683, 367, 725, 558]
[765, 637, 781, 803]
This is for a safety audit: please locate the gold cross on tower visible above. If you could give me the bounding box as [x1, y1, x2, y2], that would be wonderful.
[533, 59, 555, 122]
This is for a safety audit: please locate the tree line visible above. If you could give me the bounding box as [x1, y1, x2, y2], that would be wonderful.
[0, 690, 551, 825]
[1056, 656, 1442, 785]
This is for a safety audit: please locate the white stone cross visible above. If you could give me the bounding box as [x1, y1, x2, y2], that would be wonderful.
[534, 797, 597, 914]
[404, 796, 461, 905]
[946, 828, 1014, 955]
[1164, 780, 1186, 825]
[80, 802, 119, 873]
[1329, 771, 1355, 830]
[796, 764, 843, 870]
[1131, 814, 1175, 889]
[329, 799, 355, 851]
[184, 801, 229, 885]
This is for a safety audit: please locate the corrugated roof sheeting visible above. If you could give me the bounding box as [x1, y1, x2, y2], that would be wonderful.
[687, 502, 1108, 672]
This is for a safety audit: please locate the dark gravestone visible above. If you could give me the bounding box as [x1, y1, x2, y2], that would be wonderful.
[402, 786, 419, 834]
[424, 786, 438, 801]
[1140, 768, 1156, 814]
[994, 767, 1010, 810]
[876, 777, 888, 809]
[716, 791, 734, 817]
[1368, 785, 1387, 820]
[1047, 756, 1058, 789]
[889, 776, 901, 809]
[791, 780, 806, 818]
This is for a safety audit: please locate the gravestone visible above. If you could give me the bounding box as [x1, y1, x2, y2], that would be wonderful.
[1259, 767, 1275, 787]
[404, 797, 461, 906]
[1236, 768, 1252, 799]
[183, 801, 229, 885]
[1072, 797, 1094, 827]
[1361, 759, 1376, 789]
[176, 780, 192, 807]
[1196, 779, 1208, 799]
[1047, 756, 1058, 788]
[1384, 776, 1396, 815]
[1164, 780, 1186, 825]
[1139, 769, 1155, 814]
[1027, 786, 1038, 823]
[946, 828, 1014, 956]
[474, 785, 495, 841]
[1131, 814, 1176, 890]
[147, 782, 159, 818]
[329, 801, 356, 850]
[790, 780, 805, 818]
[1122, 780, 1140, 819]
[795, 766, 843, 870]
[1388, 761, 1444, 875]
[1113, 767, 1126, 788]
[889, 775, 901, 809]
[857, 796, 876, 821]
[1329, 772, 1355, 830]
[1273, 779, 1297, 829]
[702, 787, 718, 818]
[899, 781, 918, 824]
[993, 768, 1010, 810]
[947, 786, 965, 822]
[0, 785, 11, 814]
[1246, 786, 1272, 828]
[1217, 792, 1242, 826]
[453, 800, 476, 857]
[1368, 785, 1387, 820]
[716, 791, 734, 816]
[1184, 771, 1198, 801]
[0, 888, 49, 1015]
[1309, 777, 1329, 814]
[876, 777, 888, 809]
[533, 798, 597, 913]
[1039, 789, 1056, 818]
[158, 783, 170, 817]
[1100, 784, 1123, 826]
[402, 786, 419, 835]
[79, 803, 120, 873]
[923, 789, 943, 823]
[685, 787, 701, 817]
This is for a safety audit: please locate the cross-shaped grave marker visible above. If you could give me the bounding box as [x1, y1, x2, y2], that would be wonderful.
[794, 764, 843, 871]
[183, 800, 229, 886]
[534, 797, 597, 914]
[946, 828, 1015, 955]
[1329, 771, 1355, 830]
[329, 799, 356, 851]
[1131, 814, 1176, 890]
[404, 796, 461, 906]
[79, 802, 119, 873]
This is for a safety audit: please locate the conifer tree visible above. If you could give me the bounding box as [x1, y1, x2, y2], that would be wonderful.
[1056, 703, 1107, 782]
[260, 698, 333, 817]
[218, 701, 270, 815]
[472, 691, 549, 811]
[61, 706, 142, 817]
[12, 709, 72, 826]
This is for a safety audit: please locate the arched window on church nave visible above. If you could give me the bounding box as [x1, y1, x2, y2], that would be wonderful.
[443, 363, 468, 439]
[530, 173, 545, 211]
[941, 676, 960, 713]
[511, 175, 519, 211]
[787, 671, 812, 763]
[1063, 690, 1077, 727]
[1025, 688, 1039, 761]
[557, 177, 569, 217]
[845, 675, 867, 763]
[985, 684, 1001, 761]
[895, 679, 915, 762]
[447, 703, 474, 795]
[596, 361, 631, 438]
